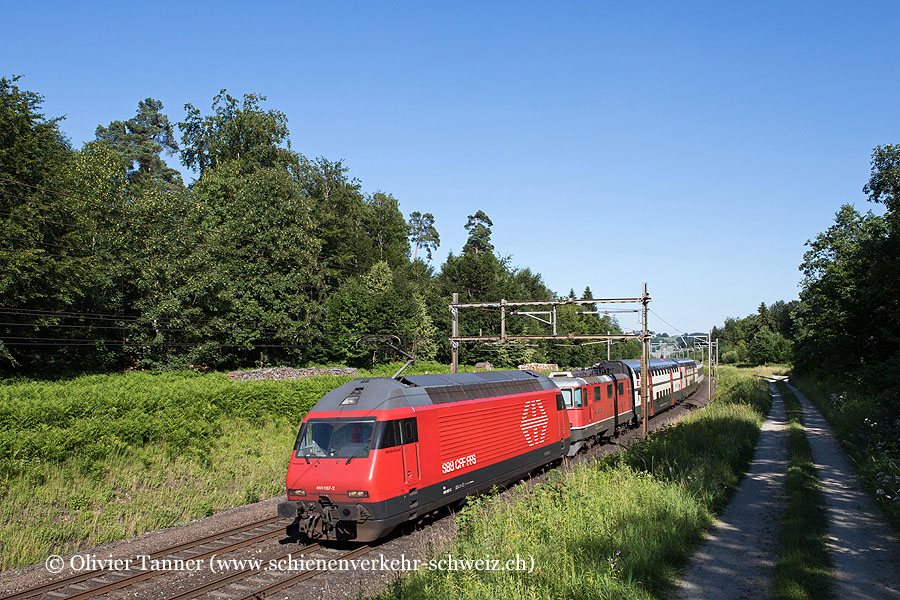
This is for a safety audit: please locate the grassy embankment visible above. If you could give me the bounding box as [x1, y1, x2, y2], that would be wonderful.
[791, 375, 900, 533]
[377, 366, 771, 600]
[0, 361, 456, 572]
[773, 381, 832, 600]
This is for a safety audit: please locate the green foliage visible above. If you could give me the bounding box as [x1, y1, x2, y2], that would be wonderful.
[462, 209, 494, 255]
[324, 262, 437, 365]
[408, 210, 440, 261]
[95, 98, 182, 186]
[863, 144, 900, 220]
[2, 77, 647, 375]
[794, 203, 899, 388]
[0, 370, 352, 480]
[714, 300, 798, 366]
[179, 90, 295, 175]
[749, 328, 792, 365]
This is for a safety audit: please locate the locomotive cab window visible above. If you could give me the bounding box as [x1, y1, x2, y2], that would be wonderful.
[574, 388, 584, 407]
[560, 388, 574, 408]
[295, 418, 375, 459]
[607, 384, 613, 397]
[373, 418, 418, 449]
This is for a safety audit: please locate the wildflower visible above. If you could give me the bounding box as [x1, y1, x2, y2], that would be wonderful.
[876, 489, 885, 496]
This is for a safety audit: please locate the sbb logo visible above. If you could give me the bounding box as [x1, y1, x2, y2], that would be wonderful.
[520, 399, 548, 447]
[442, 453, 477, 474]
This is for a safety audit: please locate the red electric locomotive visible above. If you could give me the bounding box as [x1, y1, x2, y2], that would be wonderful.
[277, 370, 570, 541]
[549, 373, 635, 455]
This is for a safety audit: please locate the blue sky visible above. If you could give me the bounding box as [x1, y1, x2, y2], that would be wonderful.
[3, 1, 897, 333]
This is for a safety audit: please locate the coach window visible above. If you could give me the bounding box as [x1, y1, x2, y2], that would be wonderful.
[607, 384, 613, 397]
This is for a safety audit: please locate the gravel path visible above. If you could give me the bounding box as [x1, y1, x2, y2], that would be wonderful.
[785, 381, 900, 600]
[672, 381, 789, 600]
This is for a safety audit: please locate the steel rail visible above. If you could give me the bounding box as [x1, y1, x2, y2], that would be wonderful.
[232, 545, 372, 600]
[3, 516, 284, 600]
[59, 527, 287, 600]
[164, 543, 321, 600]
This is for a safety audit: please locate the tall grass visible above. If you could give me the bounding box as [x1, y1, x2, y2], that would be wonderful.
[773, 382, 832, 600]
[377, 366, 771, 600]
[0, 360, 455, 571]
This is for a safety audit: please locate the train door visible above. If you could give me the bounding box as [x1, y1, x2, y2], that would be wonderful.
[555, 392, 571, 455]
[670, 368, 675, 406]
[558, 393, 570, 439]
[400, 418, 420, 486]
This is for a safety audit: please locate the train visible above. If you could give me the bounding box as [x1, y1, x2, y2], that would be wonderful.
[277, 357, 704, 541]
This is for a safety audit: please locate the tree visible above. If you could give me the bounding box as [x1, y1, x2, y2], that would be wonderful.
[95, 98, 182, 186]
[408, 211, 440, 261]
[863, 144, 900, 221]
[748, 328, 790, 365]
[756, 302, 770, 330]
[152, 161, 325, 368]
[366, 192, 409, 268]
[794, 205, 890, 373]
[179, 91, 295, 175]
[463, 210, 493, 255]
[1, 77, 143, 372]
[298, 156, 374, 286]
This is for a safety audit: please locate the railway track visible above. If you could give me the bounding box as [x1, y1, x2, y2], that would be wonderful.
[4, 516, 289, 600]
[165, 544, 372, 600]
[5, 512, 379, 600]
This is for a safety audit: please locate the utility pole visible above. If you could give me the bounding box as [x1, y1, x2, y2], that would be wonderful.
[707, 328, 712, 403]
[641, 283, 650, 439]
[715, 338, 719, 380]
[607, 330, 611, 360]
[450, 293, 459, 374]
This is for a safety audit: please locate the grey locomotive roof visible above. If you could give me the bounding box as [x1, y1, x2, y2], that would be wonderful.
[308, 370, 557, 414]
[551, 374, 613, 387]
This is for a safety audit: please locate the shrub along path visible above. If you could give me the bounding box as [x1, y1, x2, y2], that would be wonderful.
[672, 381, 789, 599]
[784, 382, 900, 600]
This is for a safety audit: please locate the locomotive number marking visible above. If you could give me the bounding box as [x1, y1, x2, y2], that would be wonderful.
[442, 454, 477, 474]
[521, 399, 549, 447]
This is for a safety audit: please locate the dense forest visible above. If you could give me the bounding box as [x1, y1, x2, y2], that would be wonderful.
[0, 76, 638, 375]
[3, 75, 898, 387]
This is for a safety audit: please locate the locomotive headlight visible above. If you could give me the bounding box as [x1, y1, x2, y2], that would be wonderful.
[347, 490, 369, 498]
[287, 488, 306, 497]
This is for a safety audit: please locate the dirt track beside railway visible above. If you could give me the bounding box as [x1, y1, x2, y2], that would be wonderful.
[673, 381, 789, 600]
[673, 379, 900, 600]
[786, 381, 900, 600]
[0, 378, 717, 600]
